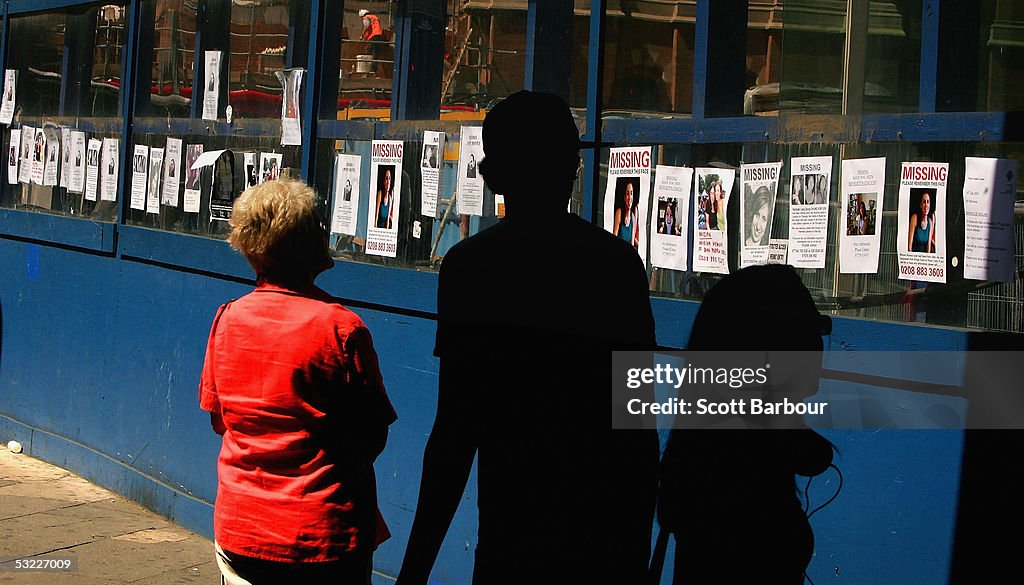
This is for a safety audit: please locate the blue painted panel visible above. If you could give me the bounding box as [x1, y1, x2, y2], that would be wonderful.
[316, 120, 378, 141]
[117, 224, 253, 280]
[9, 0, 97, 14]
[0, 209, 115, 252]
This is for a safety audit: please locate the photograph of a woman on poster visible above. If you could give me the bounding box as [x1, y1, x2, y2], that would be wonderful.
[466, 153, 477, 178]
[790, 175, 803, 205]
[658, 197, 680, 236]
[815, 174, 829, 204]
[908, 189, 936, 253]
[613, 177, 640, 249]
[375, 165, 395, 229]
[745, 186, 773, 247]
[422, 144, 437, 169]
[697, 191, 709, 230]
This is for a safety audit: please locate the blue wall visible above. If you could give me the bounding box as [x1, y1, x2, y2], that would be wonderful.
[0, 235, 970, 584]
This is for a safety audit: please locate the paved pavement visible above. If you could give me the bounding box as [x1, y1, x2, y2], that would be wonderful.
[0, 448, 219, 584]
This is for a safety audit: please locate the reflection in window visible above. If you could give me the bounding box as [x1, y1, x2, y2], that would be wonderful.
[981, 0, 1024, 111]
[228, 0, 292, 120]
[150, 0, 197, 116]
[337, 3, 396, 120]
[778, 0, 846, 114]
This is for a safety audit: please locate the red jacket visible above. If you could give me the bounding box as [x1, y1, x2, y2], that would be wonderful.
[361, 13, 383, 41]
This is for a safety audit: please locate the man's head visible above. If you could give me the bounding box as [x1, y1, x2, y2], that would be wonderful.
[480, 90, 580, 215]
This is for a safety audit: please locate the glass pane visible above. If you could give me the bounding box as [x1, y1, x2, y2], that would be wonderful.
[228, 0, 293, 120]
[442, 3, 527, 111]
[981, 0, 1024, 111]
[863, 1, 921, 113]
[148, 0, 197, 116]
[778, 0, 847, 114]
[91, 5, 128, 117]
[337, 3, 395, 121]
[744, 0, 783, 116]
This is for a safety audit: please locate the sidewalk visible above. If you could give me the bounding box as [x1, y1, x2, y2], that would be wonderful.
[0, 448, 219, 584]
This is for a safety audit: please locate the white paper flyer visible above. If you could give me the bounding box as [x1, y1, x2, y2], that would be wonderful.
[30, 127, 45, 185]
[18, 124, 32, 184]
[85, 138, 102, 202]
[455, 126, 484, 216]
[6, 128, 19, 185]
[787, 156, 832, 269]
[130, 144, 149, 210]
[366, 140, 403, 257]
[649, 165, 692, 271]
[42, 129, 59, 186]
[0, 70, 15, 125]
[162, 137, 182, 207]
[693, 167, 735, 274]
[100, 137, 119, 201]
[963, 156, 1018, 282]
[897, 162, 948, 283]
[59, 127, 71, 188]
[68, 131, 86, 194]
[202, 51, 221, 121]
[603, 147, 652, 264]
[183, 143, 204, 213]
[421, 130, 444, 217]
[243, 152, 258, 188]
[147, 147, 164, 214]
[739, 161, 783, 268]
[839, 157, 886, 274]
[259, 152, 282, 183]
[331, 153, 361, 236]
[278, 68, 304, 146]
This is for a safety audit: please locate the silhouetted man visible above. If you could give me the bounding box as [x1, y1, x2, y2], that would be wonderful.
[397, 91, 659, 585]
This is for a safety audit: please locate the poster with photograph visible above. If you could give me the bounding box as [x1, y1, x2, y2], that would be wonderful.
[963, 156, 1018, 282]
[603, 147, 652, 263]
[259, 152, 282, 183]
[243, 152, 259, 188]
[421, 130, 444, 217]
[18, 124, 33, 183]
[739, 161, 782, 268]
[366, 140, 403, 257]
[456, 126, 484, 216]
[693, 167, 735, 274]
[6, 128, 19, 185]
[278, 68, 304, 146]
[0, 70, 15, 125]
[897, 162, 948, 283]
[68, 131, 86, 194]
[30, 127, 46, 185]
[202, 51, 221, 121]
[331, 153, 361, 236]
[788, 156, 832, 269]
[649, 165, 692, 271]
[147, 147, 164, 214]
[59, 127, 71, 188]
[43, 129, 59, 186]
[183, 144, 204, 213]
[839, 157, 886, 274]
[130, 144, 149, 210]
[163, 137, 182, 206]
[100, 137, 119, 201]
[85, 138, 102, 201]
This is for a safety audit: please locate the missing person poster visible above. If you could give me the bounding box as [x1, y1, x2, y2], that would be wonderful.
[603, 147, 652, 263]
[897, 162, 948, 283]
[43, 128, 59, 186]
[6, 128, 19, 185]
[331, 153, 361, 236]
[59, 127, 71, 188]
[788, 156, 832, 269]
[259, 152, 282, 183]
[963, 156, 1018, 282]
[0, 70, 15, 125]
[183, 143, 204, 213]
[202, 51, 221, 121]
[421, 130, 444, 217]
[457, 126, 484, 216]
[278, 68, 304, 146]
[839, 157, 886, 274]
[18, 124, 33, 184]
[130, 144, 149, 211]
[243, 152, 258, 188]
[100, 137, 119, 202]
[649, 165, 692, 271]
[366, 140, 403, 258]
[30, 127, 46, 185]
[85, 138, 102, 201]
[68, 131, 86, 194]
[147, 147, 164, 214]
[693, 167, 735, 274]
[739, 161, 782, 268]
[162, 137, 182, 207]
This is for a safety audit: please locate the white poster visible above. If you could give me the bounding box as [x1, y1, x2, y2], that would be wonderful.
[421, 130, 444, 217]
[839, 157, 886, 274]
[243, 152, 259, 188]
[278, 68, 304, 146]
[162, 137, 182, 206]
[768, 239, 788, 265]
[0, 70, 15, 125]
[649, 165, 692, 271]
[30, 127, 46, 185]
[100, 137, 119, 201]
[6, 128, 19, 185]
[739, 161, 783, 268]
[42, 129, 59, 186]
[366, 140, 403, 257]
[258, 152, 282, 183]
[85, 138, 102, 202]
[963, 156, 1017, 282]
[18, 124, 33, 184]
[693, 167, 735, 274]
[147, 147, 164, 214]
[130, 144, 149, 210]
[603, 147, 652, 263]
[59, 127, 71, 188]
[788, 156, 832, 269]
[897, 162, 948, 283]
[456, 126, 484, 216]
[202, 51, 221, 121]
[183, 143, 204, 213]
[68, 131, 86, 194]
[331, 153, 361, 236]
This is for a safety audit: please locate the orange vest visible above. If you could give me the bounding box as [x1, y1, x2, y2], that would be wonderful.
[362, 14, 383, 40]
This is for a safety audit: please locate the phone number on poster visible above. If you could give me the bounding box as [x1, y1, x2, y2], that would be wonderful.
[900, 265, 943, 278]
[366, 241, 396, 254]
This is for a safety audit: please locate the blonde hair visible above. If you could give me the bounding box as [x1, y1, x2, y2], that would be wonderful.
[228, 179, 330, 278]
